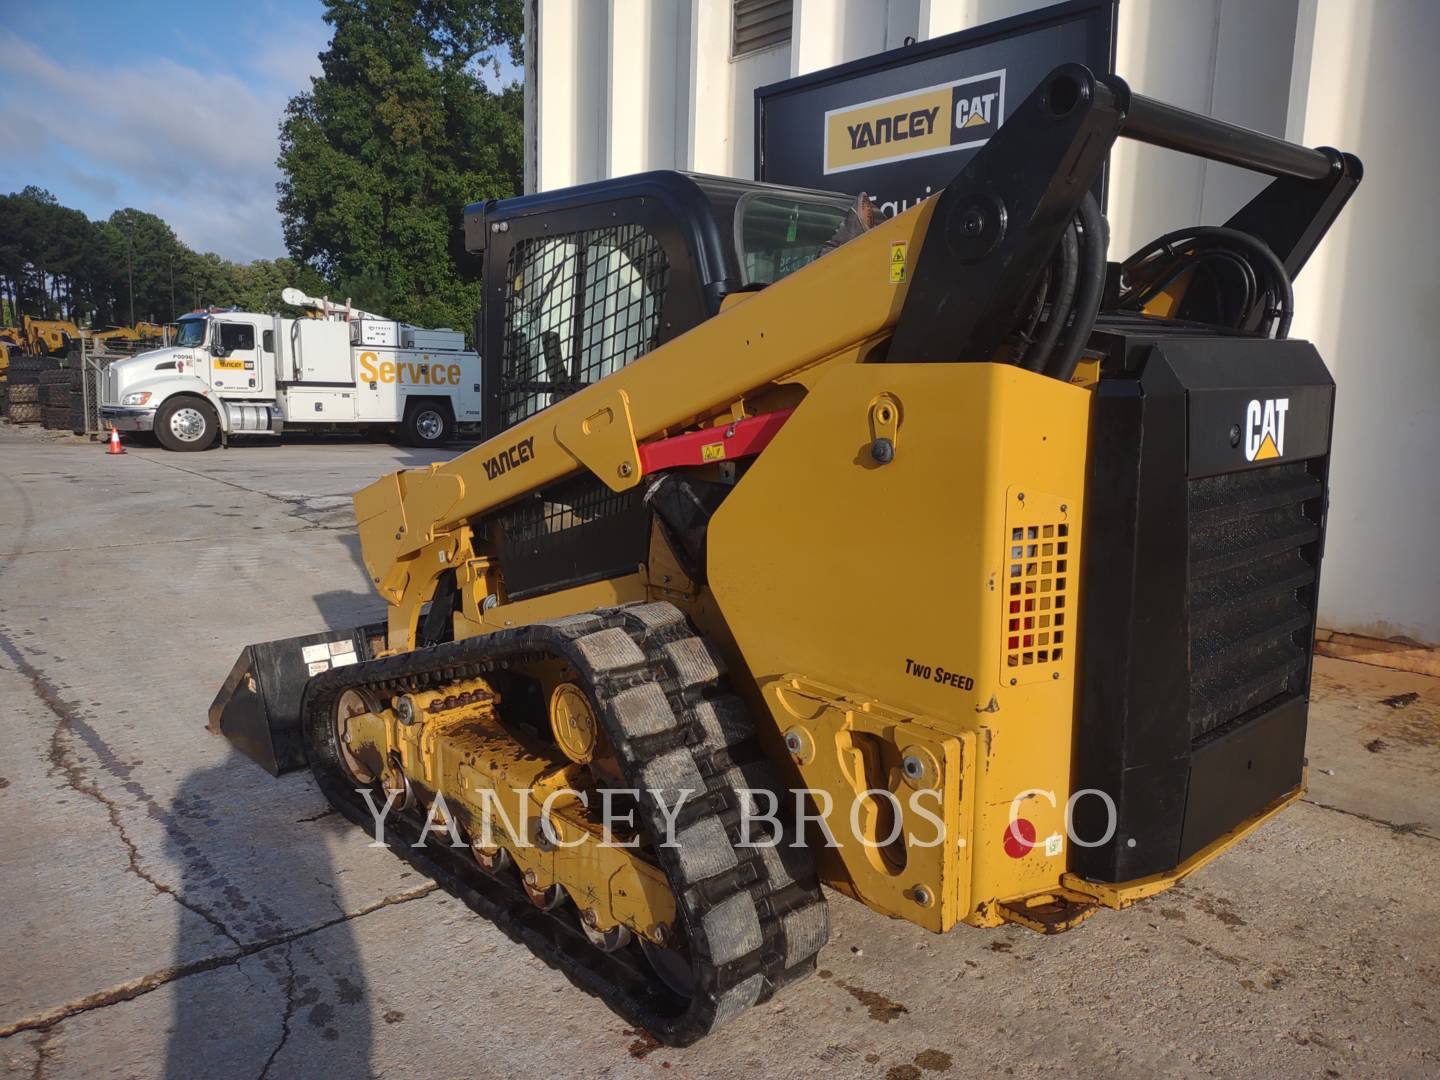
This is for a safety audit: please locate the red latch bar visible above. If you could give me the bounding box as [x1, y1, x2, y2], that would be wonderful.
[637, 408, 796, 476]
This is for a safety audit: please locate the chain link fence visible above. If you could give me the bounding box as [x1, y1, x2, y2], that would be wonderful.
[80, 340, 115, 437]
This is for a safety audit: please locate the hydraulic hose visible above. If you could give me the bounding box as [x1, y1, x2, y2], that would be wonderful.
[1022, 222, 1079, 373]
[1007, 262, 1051, 366]
[1047, 193, 1108, 382]
[1119, 225, 1294, 338]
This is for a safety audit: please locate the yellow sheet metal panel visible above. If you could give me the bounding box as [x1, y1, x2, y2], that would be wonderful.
[708, 361, 1090, 927]
[764, 675, 974, 931]
[1062, 781, 1306, 910]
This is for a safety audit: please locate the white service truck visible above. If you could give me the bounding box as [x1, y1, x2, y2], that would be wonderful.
[100, 289, 481, 451]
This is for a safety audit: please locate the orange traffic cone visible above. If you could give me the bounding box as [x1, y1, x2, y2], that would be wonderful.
[106, 427, 126, 455]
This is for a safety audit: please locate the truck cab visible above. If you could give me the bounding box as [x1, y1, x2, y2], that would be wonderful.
[101, 304, 481, 451]
[101, 312, 276, 449]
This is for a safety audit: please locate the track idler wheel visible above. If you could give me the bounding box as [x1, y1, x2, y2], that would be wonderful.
[470, 839, 513, 875]
[381, 756, 413, 812]
[581, 911, 633, 953]
[522, 869, 567, 910]
[641, 925, 697, 998]
[333, 688, 381, 785]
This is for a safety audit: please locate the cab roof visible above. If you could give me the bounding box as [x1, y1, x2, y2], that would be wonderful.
[463, 170, 854, 290]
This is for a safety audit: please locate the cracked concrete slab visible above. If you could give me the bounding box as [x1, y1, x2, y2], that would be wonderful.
[0, 425, 1436, 1078]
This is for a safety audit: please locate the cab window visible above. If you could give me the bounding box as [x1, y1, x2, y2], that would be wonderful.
[737, 194, 850, 285]
[499, 224, 669, 429]
[218, 323, 255, 351]
[173, 318, 207, 348]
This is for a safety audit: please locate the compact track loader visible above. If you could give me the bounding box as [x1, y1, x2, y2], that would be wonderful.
[212, 66, 1360, 1043]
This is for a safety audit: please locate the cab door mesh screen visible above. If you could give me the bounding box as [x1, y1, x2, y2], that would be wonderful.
[499, 224, 669, 430]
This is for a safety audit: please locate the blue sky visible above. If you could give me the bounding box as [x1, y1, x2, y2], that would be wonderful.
[0, 0, 520, 263]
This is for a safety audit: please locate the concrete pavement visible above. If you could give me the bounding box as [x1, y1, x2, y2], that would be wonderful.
[0, 423, 1436, 1079]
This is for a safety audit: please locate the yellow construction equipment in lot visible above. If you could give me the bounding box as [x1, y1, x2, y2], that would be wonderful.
[211, 65, 1361, 1043]
[0, 327, 19, 376]
[88, 321, 169, 351]
[18, 314, 82, 357]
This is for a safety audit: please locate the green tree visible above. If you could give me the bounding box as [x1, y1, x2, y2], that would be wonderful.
[0, 187, 104, 323]
[0, 197, 337, 331]
[228, 256, 329, 312]
[277, 0, 523, 337]
[98, 209, 191, 325]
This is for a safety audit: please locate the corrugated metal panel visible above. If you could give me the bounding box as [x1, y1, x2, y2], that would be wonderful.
[733, 0, 792, 58]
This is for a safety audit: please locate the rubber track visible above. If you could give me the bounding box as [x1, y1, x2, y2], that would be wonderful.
[300, 601, 828, 1045]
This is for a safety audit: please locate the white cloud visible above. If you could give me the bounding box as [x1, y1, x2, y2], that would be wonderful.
[0, 27, 326, 262]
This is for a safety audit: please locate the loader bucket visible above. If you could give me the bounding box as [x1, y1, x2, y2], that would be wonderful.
[208, 622, 386, 775]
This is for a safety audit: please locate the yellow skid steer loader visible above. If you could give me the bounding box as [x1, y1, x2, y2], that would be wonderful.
[211, 66, 1360, 1044]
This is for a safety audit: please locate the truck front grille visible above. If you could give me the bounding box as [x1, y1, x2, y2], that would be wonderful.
[1187, 460, 1324, 742]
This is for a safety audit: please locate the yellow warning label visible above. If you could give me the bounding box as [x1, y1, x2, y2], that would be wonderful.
[889, 242, 908, 284]
[212, 358, 245, 371]
[701, 442, 726, 462]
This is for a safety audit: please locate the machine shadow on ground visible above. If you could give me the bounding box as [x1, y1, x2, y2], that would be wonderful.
[161, 760, 374, 1078]
[311, 532, 387, 635]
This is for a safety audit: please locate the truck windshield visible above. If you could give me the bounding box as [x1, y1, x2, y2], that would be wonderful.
[737, 195, 850, 285]
[173, 318, 207, 348]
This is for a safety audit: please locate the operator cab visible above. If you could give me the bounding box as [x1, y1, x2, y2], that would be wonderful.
[464, 171, 854, 438]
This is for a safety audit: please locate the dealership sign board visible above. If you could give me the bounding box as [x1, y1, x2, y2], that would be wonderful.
[756, 0, 1116, 216]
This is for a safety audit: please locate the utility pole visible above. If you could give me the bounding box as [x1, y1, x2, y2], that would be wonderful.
[124, 218, 136, 326]
[169, 256, 175, 321]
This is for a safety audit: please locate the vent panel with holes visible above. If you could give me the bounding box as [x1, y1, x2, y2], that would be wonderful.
[1001, 490, 1075, 684]
[498, 224, 669, 431]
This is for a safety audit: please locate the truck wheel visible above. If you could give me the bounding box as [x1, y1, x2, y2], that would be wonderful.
[155, 396, 219, 451]
[401, 400, 454, 448]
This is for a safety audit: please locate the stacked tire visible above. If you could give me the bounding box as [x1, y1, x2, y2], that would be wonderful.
[41, 368, 85, 433]
[3, 356, 60, 426]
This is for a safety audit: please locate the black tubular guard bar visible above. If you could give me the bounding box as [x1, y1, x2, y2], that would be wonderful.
[886, 65, 1361, 364]
[1116, 80, 1336, 180]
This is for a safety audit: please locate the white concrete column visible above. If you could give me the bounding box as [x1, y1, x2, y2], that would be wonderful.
[532, 0, 581, 192]
[523, 0, 538, 193]
[918, 0, 973, 39]
[918, 0, 1052, 40]
[686, 0, 734, 174]
[607, 0, 649, 176]
[791, 0, 887, 77]
[573, 0, 610, 182]
[1288, 0, 1440, 645]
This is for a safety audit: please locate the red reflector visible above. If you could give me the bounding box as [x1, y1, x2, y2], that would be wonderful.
[1003, 818, 1036, 859]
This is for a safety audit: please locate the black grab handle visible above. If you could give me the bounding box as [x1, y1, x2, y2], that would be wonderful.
[1114, 79, 1336, 181]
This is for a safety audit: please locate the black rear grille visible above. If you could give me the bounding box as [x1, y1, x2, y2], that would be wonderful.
[1187, 461, 1323, 741]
